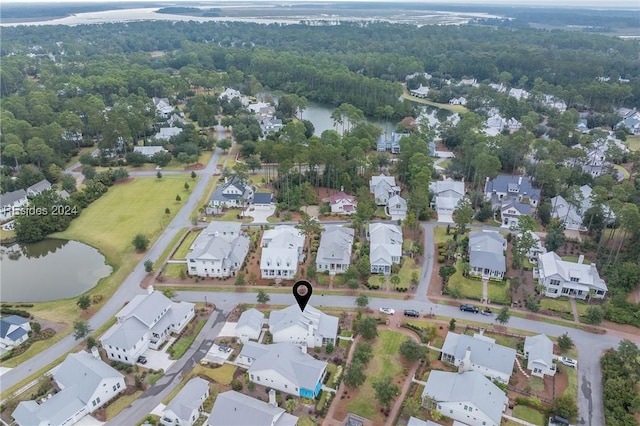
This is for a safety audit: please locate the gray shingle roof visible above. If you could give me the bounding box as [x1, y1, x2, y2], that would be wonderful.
[316, 226, 354, 266]
[524, 334, 554, 370]
[0, 316, 29, 339]
[27, 179, 52, 195]
[469, 231, 506, 272]
[165, 377, 209, 422]
[116, 291, 172, 328]
[100, 316, 148, 350]
[210, 176, 251, 203]
[246, 342, 327, 391]
[268, 304, 338, 342]
[441, 332, 516, 377]
[485, 175, 540, 201]
[208, 391, 298, 426]
[237, 309, 265, 334]
[13, 385, 86, 426]
[422, 370, 507, 425]
[1, 189, 27, 207]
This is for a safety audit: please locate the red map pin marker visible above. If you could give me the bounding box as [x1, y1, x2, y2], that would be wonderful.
[292, 280, 313, 312]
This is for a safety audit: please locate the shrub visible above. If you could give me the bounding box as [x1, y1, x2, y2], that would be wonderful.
[231, 379, 243, 391]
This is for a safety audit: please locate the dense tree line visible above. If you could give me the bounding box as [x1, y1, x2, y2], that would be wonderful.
[600, 340, 640, 426]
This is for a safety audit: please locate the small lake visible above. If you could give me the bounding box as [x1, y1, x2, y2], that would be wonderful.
[0, 239, 112, 302]
[301, 101, 395, 137]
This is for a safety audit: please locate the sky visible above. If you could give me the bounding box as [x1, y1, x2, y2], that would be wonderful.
[1, 0, 639, 6]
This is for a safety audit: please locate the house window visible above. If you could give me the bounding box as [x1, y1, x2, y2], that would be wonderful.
[117, 383, 121, 389]
[113, 385, 117, 391]
[96, 397, 101, 404]
[550, 279, 560, 286]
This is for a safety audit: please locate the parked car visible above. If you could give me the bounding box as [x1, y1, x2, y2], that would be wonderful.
[560, 357, 577, 368]
[404, 309, 420, 317]
[218, 344, 232, 353]
[379, 307, 395, 315]
[137, 355, 147, 364]
[459, 304, 479, 313]
[481, 308, 493, 316]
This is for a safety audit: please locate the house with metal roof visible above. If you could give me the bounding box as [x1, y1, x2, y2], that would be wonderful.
[386, 194, 407, 221]
[260, 226, 305, 280]
[524, 334, 556, 378]
[238, 342, 327, 398]
[407, 417, 441, 426]
[160, 377, 209, 426]
[1, 189, 28, 221]
[0, 316, 31, 355]
[210, 176, 254, 209]
[12, 350, 125, 426]
[268, 304, 338, 348]
[421, 370, 507, 426]
[468, 231, 506, 280]
[186, 221, 249, 278]
[537, 252, 607, 300]
[316, 225, 355, 275]
[369, 174, 401, 206]
[100, 287, 195, 364]
[133, 146, 168, 158]
[429, 177, 466, 223]
[208, 391, 298, 426]
[155, 127, 182, 141]
[440, 331, 516, 383]
[368, 223, 402, 275]
[235, 308, 265, 343]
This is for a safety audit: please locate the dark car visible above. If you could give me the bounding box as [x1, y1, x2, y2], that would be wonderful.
[404, 309, 420, 317]
[137, 355, 147, 364]
[459, 304, 479, 313]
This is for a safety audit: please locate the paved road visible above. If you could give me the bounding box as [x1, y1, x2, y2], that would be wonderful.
[0, 147, 223, 393]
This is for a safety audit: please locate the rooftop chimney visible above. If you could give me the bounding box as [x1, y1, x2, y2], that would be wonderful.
[147, 285, 154, 295]
[518, 176, 523, 186]
[578, 255, 585, 264]
[90, 346, 100, 359]
[268, 389, 277, 407]
[459, 347, 472, 373]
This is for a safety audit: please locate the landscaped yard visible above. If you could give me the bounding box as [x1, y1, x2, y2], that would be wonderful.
[198, 363, 237, 385]
[433, 226, 450, 245]
[447, 260, 483, 300]
[396, 258, 421, 291]
[626, 135, 640, 152]
[347, 330, 407, 423]
[105, 391, 143, 420]
[613, 164, 631, 180]
[164, 263, 187, 279]
[168, 318, 207, 359]
[211, 209, 253, 223]
[513, 405, 545, 426]
[173, 230, 199, 259]
[487, 281, 511, 305]
[540, 298, 572, 314]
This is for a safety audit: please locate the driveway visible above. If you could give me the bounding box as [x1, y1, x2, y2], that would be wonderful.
[245, 205, 275, 223]
[437, 213, 454, 223]
[217, 321, 237, 338]
[141, 338, 176, 371]
[202, 343, 234, 364]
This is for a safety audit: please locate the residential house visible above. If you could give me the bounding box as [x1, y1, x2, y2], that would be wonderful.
[186, 221, 249, 278]
[484, 175, 540, 210]
[0, 316, 31, 355]
[616, 115, 640, 135]
[551, 184, 614, 232]
[268, 304, 338, 347]
[429, 177, 466, 223]
[368, 223, 402, 274]
[485, 114, 505, 136]
[1, 189, 28, 221]
[160, 377, 209, 426]
[369, 174, 400, 206]
[210, 176, 254, 209]
[459, 78, 479, 87]
[260, 118, 284, 136]
[167, 113, 188, 127]
[541, 95, 567, 113]
[155, 127, 182, 141]
[208, 391, 298, 426]
[407, 417, 440, 426]
[421, 370, 507, 426]
[577, 119, 589, 133]
[468, 231, 506, 280]
[488, 83, 507, 93]
[152, 97, 174, 118]
[508, 88, 530, 100]
[410, 85, 430, 98]
[537, 252, 607, 299]
[500, 200, 532, 229]
[100, 287, 195, 364]
[449, 96, 467, 106]
[237, 342, 327, 398]
[516, 231, 546, 264]
[12, 350, 125, 426]
[219, 87, 250, 106]
[27, 179, 52, 196]
[260, 225, 305, 280]
[524, 334, 556, 378]
[328, 191, 357, 215]
[440, 331, 516, 383]
[133, 146, 168, 158]
[235, 308, 265, 343]
[316, 225, 355, 275]
[252, 192, 274, 208]
[385, 195, 407, 221]
[376, 132, 408, 154]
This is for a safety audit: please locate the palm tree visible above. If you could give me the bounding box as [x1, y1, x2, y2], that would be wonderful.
[285, 398, 298, 413]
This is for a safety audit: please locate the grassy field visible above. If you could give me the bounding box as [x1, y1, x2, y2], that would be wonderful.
[626, 135, 640, 152]
[348, 330, 406, 423]
[173, 230, 199, 259]
[401, 92, 469, 114]
[513, 405, 545, 426]
[190, 175, 217, 222]
[154, 227, 190, 269]
[105, 390, 143, 420]
[200, 363, 236, 385]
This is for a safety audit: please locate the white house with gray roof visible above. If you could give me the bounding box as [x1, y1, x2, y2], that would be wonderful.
[484, 175, 540, 211]
[100, 287, 195, 365]
[524, 334, 556, 378]
[12, 350, 125, 426]
[316, 225, 354, 275]
[386, 194, 407, 221]
[421, 370, 507, 426]
[268, 304, 338, 348]
[368, 222, 402, 274]
[0, 316, 31, 355]
[160, 377, 209, 426]
[260, 225, 305, 280]
[468, 231, 506, 280]
[500, 199, 532, 229]
[0, 189, 28, 221]
[441, 331, 516, 383]
[369, 174, 400, 206]
[430, 177, 466, 223]
[237, 342, 327, 398]
[133, 145, 168, 158]
[186, 221, 249, 278]
[537, 251, 607, 299]
[208, 391, 298, 426]
[235, 308, 265, 343]
[155, 127, 182, 141]
[210, 176, 254, 210]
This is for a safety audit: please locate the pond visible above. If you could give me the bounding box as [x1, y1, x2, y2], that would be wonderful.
[0, 239, 112, 302]
[301, 101, 395, 137]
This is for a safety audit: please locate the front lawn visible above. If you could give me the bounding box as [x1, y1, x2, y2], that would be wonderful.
[447, 260, 483, 300]
[105, 391, 143, 420]
[626, 135, 640, 152]
[396, 258, 421, 291]
[198, 363, 236, 385]
[487, 281, 511, 305]
[513, 405, 545, 426]
[173, 230, 199, 259]
[540, 298, 572, 314]
[168, 318, 207, 359]
[433, 226, 450, 245]
[347, 330, 406, 423]
[211, 209, 253, 223]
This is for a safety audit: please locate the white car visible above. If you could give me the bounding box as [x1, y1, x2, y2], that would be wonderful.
[560, 357, 577, 368]
[379, 307, 395, 315]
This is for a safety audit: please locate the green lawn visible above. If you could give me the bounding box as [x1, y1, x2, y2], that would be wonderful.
[561, 256, 591, 265]
[513, 405, 545, 426]
[211, 209, 253, 223]
[154, 227, 190, 269]
[625, 135, 640, 152]
[173, 230, 199, 259]
[105, 391, 143, 420]
[437, 158, 452, 169]
[613, 164, 630, 181]
[395, 258, 421, 291]
[448, 260, 483, 300]
[403, 238, 414, 251]
[348, 330, 406, 423]
[168, 318, 207, 360]
[433, 226, 450, 245]
[200, 364, 237, 385]
[487, 281, 511, 304]
[563, 364, 578, 399]
[528, 376, 545, 392]
[401, 92, 469, 114]
[540, 298, 572, 314]
[164, 263, 187, 279]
